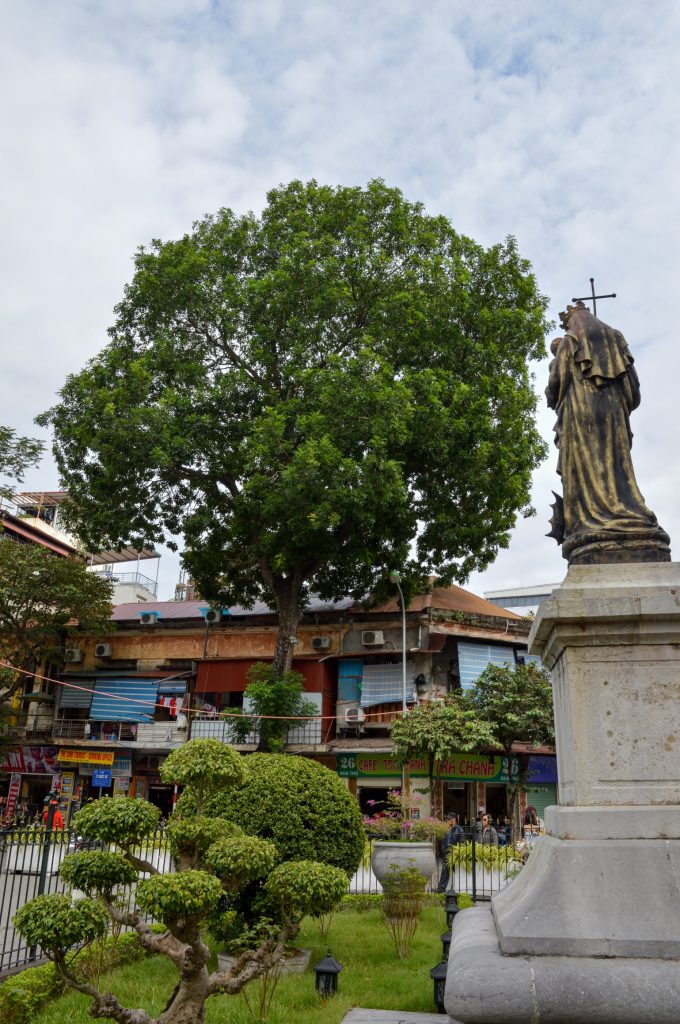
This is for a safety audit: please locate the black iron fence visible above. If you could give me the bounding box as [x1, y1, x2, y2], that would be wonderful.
[0, 822, 535, 975]
[0, 825, 171, 974]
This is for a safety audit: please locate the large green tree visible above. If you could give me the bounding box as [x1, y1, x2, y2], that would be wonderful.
[0, 541, 113, 709]
[465, 662, 555, 826]
[390, 693, 497, 805]
[0, 424, 43, 501]
[39, 179, 549, 675]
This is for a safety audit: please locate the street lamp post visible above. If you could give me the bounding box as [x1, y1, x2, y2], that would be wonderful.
[389, 570, 408, 801]
[389, 571, 407, 716]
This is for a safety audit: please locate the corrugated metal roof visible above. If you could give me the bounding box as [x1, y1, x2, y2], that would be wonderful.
[355, 584, 522, 620]
[111, 596, 355, 621]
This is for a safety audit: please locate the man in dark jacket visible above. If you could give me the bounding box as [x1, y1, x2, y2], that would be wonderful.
[437, 811, 466, 892]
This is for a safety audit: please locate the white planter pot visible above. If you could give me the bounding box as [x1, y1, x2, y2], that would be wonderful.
[370, 841, 436, 886]
[217, 948, 311, 976]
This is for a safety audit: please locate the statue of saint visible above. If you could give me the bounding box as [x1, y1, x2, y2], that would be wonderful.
[546, 301, 670, 564]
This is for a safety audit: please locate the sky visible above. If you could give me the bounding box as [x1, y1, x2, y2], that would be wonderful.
[2, 0, 680, 602]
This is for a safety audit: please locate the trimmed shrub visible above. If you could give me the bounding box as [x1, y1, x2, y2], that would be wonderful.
[136, 870, 223, 924]
[72, 796, 160, 846]
[13, 895, 108, 954]
[207, 753, 364, 876]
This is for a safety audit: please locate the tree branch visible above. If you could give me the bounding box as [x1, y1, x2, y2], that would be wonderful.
[53, 952, 155, 1024]
[207, 923, 293, 996]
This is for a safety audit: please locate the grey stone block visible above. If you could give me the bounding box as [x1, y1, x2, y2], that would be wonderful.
[492, 833, 680, 957]
[445, 907, 680, 1024]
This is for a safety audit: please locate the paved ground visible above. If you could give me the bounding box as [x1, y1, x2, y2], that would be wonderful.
[341, 1010, 457, 1023]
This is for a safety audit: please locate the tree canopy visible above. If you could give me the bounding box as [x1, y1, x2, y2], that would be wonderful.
[390, 693, 497, 800]
[0, 425, 43, 502]
[39, 178, 549, 673]
[0, 540, 113, 708]
[466, 662, 555, 759]
[466, 661, 555, 824]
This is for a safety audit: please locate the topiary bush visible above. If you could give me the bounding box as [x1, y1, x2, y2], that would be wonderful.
[206, 753, 364, 877]
[13, 739, 349, 1024]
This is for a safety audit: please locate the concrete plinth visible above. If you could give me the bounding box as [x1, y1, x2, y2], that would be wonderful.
[445, 907, 680, 1024]
[444, 564, 680, 1024]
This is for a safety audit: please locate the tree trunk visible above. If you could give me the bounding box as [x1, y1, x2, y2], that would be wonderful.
[271, 581, 303, 679]
[158, 978, 208, 1024]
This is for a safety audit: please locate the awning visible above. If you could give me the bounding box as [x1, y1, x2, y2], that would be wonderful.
[89, 679, 160, 723]
[157, 682, 187, 696]
[359, 664, 414, 709]
[456, 641, 515, 690]
[60, 682, 96, 710]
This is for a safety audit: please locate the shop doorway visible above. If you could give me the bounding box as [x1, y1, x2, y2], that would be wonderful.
[357, 786, 393, 815]
[485, 783, 508, 825]
[147, 784, 175, 820]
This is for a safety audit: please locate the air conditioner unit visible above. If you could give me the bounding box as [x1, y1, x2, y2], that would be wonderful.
[361, 630, 385, 646]
[95, 643, 112, 658]
[344, 706, 365, 725]
[140, 612, 161, 626]
[64, 648, 83, 663]
[311, 636, 331, 650]
[204, 608, 221, 624]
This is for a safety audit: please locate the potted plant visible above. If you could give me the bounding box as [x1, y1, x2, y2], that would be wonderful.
[365, 790, 447, 885]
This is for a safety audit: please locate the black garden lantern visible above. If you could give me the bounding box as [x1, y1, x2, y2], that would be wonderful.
[440, 926, 452, 961]
[429, 956, 448, 1014]
[445, 891, 460, 929]
[313, 949, 343, 998]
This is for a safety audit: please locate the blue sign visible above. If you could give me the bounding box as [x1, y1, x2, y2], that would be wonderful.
[92, 769, 112, 788]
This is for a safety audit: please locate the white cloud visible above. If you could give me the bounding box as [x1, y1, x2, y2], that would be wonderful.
[2, 0, 680, 599]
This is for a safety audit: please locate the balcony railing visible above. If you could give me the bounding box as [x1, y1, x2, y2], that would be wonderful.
[51, 720, 184, 743]
[91, 569, 158, 596]
[191, 715, 332, 746]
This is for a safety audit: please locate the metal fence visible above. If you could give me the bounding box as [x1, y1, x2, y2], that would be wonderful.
[350, 827, 528, 900]
[0, 822, 532, 975]
[0, 826, 170, 974]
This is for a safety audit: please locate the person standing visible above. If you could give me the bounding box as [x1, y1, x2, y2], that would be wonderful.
[478, 813, 499, 846]
[437, 811, 466, 892]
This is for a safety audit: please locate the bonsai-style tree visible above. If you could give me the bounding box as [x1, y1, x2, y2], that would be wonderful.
[465, 662, 555, 827]
[0, 541, 113, 711]
[14, 739, 348, 1024]
[389, 693, 497, 809]
[39, 178, 549, 679]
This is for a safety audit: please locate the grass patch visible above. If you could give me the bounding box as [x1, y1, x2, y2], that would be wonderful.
[32, 906, 447, 1023]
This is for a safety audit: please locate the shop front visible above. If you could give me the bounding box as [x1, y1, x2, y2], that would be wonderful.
[338, 751, 520, 825]
[0, 745, 63, 824]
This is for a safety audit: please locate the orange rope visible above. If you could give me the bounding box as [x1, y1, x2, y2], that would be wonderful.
[0, 660, 406, 724]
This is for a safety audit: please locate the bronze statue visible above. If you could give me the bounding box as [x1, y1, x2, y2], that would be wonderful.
[546, 301, 670, 564]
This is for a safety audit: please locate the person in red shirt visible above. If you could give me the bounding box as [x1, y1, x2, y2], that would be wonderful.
[42, 796, 64, 829]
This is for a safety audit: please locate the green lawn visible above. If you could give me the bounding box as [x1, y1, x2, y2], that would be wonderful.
[34, 906, 446, 1023]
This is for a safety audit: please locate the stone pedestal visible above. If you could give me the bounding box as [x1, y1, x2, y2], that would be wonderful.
[445, 564, 680, 1024]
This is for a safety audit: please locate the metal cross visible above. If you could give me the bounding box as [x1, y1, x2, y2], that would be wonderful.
[572, 277, 616, 318]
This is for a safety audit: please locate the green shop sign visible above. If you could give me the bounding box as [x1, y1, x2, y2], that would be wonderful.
[337, 752, 519, 782]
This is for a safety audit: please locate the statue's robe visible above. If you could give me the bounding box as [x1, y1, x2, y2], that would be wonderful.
[546, 305, 668, 561]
